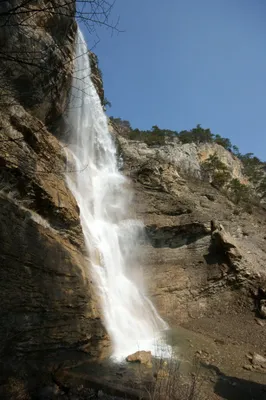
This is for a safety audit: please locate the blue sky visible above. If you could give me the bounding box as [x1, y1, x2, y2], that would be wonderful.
[82, 0, 266, 160]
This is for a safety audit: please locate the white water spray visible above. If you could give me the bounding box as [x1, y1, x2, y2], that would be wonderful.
[65, 28, 169, 360]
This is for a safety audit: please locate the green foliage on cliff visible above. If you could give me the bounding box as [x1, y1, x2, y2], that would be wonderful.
[110, 118, 177, 145]
[202, 153, 254, 205]
[178, 124, 213, 144]
[103, 97, 112, 108]
[259, 177, 266, 199]
[238, 153, 264, 183]
[212, 170, 232, 188]
[202, 153, 228, 173]
[109, 117, 132, 130]
[110, 118, 236, 151]
[177, 125, 235, 151]
[110, 116, 266, 203]
[128, 125, 177, 146]
[235, 152, 266, 199]
[213, 134, 232, 151]
[228, 178, 251, 204]
[202, 153, 231, 188]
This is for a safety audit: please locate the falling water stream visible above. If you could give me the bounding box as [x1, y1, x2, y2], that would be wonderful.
[65, 28, 169, 360]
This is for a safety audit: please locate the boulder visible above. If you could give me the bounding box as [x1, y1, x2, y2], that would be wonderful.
[252, 353, 266, 369]
[211, 221, 243, 268]
[126, 351, 152, 367]
[259, 300, 266, 319]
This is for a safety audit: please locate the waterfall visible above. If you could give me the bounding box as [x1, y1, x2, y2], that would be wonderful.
[65, 28, 169, 360]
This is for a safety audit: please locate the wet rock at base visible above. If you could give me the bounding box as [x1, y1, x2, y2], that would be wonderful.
[126, 351, 152, 367]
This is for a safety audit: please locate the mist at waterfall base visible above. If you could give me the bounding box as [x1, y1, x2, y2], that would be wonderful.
[65, 28, 170, 360]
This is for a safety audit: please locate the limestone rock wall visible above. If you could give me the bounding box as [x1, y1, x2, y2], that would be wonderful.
[0, 105, 108, 378]
[116, 134, 245, 182]
[0, 1, 108, 381]
[114, 129, 266, 325]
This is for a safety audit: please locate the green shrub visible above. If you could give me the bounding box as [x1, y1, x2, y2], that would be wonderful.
[258, 177, 266, 199]
[109, 117, 132, 130]
[201, 153, 231, 188]
[228, 178, 251, 204]
[110, 117, 266, 203]
[212, 170, 231, 188]
[202, 153, 228, 172]
[238, 153, 264, 183]
[178, 124, 213, 144]
[103, 97, 111, 108]
[128, 125, 177, 146]
[213, 134, 232, 151]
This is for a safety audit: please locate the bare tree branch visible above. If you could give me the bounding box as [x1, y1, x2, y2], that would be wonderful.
[0, 0, 119, 164]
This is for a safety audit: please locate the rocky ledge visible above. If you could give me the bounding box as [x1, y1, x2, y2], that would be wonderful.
[113, 126, 266, 326]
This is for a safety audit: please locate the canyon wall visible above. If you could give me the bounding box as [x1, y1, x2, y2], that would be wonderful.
[0, 1, 107, 384]
[114, 129, 266, 325]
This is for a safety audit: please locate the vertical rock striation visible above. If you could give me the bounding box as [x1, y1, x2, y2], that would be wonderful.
[0, 1, 108, 388]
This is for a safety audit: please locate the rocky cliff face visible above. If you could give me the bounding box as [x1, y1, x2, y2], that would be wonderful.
[1, 2, 266, 395]
[113, 129, 266, 326]
[89, 51, 105, 105]
[117, 135, 245, 182]
[0, 1, 107, 388]
[0, 0, 76, 126]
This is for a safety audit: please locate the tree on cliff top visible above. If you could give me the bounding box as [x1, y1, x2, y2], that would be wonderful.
[178, 124, 213, 144]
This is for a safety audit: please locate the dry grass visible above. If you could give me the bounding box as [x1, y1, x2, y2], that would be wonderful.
[129, 346, 203, 400]
[146, 357, 202, 400]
